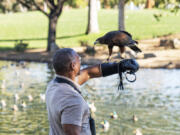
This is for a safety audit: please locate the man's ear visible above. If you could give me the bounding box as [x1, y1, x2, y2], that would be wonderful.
[70, 62, 75, 71]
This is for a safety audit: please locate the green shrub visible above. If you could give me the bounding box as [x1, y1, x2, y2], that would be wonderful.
[14, 41, 28, 52]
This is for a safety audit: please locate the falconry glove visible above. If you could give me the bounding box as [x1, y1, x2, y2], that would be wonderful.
[100, 59, 139, 90]
[118, 59, 139, 73]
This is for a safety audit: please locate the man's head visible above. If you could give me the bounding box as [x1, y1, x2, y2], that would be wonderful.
[53, 48, 81, 77]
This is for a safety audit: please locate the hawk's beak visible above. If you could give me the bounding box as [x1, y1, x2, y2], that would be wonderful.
[94, 41, 99, 45]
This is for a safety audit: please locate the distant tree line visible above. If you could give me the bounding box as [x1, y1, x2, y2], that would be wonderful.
[1, 0, 180, 13]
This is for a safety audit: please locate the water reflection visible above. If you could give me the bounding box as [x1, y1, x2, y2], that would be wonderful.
[0, 61, 180, 135]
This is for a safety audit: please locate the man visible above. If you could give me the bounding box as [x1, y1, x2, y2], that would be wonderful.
[46, 48, 139, 135]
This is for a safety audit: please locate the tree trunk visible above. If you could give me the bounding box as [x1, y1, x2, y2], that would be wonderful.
[145, 0, 154, 9]
[118, 0, 125, 31]
[86, 0, 99, 34]
[47, 15, 58, 51]
[104, 0, 109, 8]
[44, 2, 48, 12]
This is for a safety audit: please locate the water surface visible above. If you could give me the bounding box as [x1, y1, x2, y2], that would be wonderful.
[0, 61, 180, 135]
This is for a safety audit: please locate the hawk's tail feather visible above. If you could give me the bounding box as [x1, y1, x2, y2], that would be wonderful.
[128, 45, 142, 53]
[134, 40, 138, 44]
[128, 40, 138, 45]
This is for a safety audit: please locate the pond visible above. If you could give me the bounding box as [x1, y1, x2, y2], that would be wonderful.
[0, 60, 180, 135]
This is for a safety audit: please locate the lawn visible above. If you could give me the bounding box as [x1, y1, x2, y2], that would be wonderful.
[0, 8, 180, 49]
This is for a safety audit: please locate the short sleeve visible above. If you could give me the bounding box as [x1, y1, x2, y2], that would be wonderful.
[61, 101, 84, 126]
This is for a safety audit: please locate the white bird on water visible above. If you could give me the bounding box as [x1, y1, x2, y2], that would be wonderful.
[1, 80, 6, 90]
[110, 111, 118, 119]
[28, 94, 33, 102]
[40, 94, 45, 102]
[12, 104, 18, 111]
[14, 94, 19, 102]
[21, 101, 27, 108]
[101, 120, 110, 132]
[133, 114, 138, 122]
[88, 102, 96, 113]
[1, 100, 6, 108]
[133, 128, 143, 135]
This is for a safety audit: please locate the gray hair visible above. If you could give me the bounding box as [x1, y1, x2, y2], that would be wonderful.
[53, 48, 78, 73]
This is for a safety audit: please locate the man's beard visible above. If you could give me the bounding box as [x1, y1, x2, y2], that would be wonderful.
[77, 68, 81, 76]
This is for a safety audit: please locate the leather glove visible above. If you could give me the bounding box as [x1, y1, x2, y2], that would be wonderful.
[100, 59, 139, 90]
[101, 59, 139, 77]
[118, 59, 139, 73]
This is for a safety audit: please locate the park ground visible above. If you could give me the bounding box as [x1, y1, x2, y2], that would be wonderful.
[0, 9, 180, 68]
[0, 33, 180, 68]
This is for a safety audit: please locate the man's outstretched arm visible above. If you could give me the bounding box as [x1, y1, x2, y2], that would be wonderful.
[77, 59, 139, 85]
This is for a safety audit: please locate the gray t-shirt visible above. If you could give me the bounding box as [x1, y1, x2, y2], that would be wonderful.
[46, 75, 91, 135]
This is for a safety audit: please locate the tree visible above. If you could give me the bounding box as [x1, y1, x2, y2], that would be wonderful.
[145, 0, 155, 9]
[16, 0, 67, 51]
[86, 0, 99, 34]
[118, 0, 125, 30]
[118, 0, 131, 30]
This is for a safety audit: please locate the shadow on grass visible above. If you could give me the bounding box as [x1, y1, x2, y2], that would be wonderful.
[0, 33, 86, 51]
[0, 33, 85, 42]
[0, 47, 14, 51]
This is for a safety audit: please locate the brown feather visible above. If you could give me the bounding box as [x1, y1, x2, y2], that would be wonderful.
[119, 46, 125, 53]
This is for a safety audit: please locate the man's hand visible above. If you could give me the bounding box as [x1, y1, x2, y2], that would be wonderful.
[63, 124, 81, 135]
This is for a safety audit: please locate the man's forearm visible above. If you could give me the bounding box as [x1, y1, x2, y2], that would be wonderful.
[77, 64, 102, 85]
[85, 64, 102, 78]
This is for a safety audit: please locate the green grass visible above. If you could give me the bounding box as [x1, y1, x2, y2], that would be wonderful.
[0, 8, 180, 49]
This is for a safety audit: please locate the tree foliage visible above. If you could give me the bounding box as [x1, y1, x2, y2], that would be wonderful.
[0, 0, 180, 12]
[0, 0, 21, 13]
[66, 0, 87, 8]
[154, 0, 180, 8]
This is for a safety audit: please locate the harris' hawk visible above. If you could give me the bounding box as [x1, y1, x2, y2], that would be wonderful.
[94, 30, 142, 61]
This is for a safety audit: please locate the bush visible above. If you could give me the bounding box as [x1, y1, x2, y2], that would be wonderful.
[79, 40, 95, 56]
[14, 41, 28, 52]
